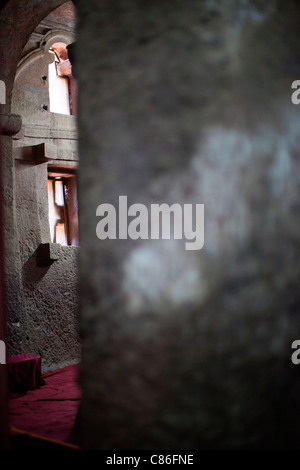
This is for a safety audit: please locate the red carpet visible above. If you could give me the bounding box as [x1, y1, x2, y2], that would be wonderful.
[9, 364, 81, 444]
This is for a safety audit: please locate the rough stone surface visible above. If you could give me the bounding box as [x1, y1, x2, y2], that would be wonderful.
[9, 158, 80, 370]
[76, 0, 300, 450]
[0, 0, 79, 448]
[0, 1, 80, 371]
[1, 0, 300, 452]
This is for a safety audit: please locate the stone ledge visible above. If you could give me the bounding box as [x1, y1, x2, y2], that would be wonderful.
[36, 243, 62, 267]
[0, 113, 22, 136]
[36, 242, 79, 266]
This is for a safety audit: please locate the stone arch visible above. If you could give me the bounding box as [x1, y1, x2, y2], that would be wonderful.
[15, 29, 75, 81]
[0, 0, 72, 110]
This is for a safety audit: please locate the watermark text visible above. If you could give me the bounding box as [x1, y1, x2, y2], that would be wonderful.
[96, 196, 204, 251]
[0, 80, 6, 105]
[0, 340, 6, 364]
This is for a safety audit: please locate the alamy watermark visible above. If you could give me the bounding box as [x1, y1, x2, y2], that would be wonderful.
[0, 340, 6, 364]
[291, 340, 300, 365]
[0, 80, 6, 105]
[291, 80, 300, 105]
[96, 196, 204, 251]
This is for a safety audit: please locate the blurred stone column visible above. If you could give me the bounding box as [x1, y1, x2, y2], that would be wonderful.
[77, 0, 300, 449]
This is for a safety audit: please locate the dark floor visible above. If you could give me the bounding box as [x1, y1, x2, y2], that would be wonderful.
[9, 363, 81, 445]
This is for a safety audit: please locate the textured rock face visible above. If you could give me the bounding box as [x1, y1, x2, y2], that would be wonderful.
[76, 0, 300, 449]
[0, 0, 78, 448]
[0, 1, 80, 371]
[10, 156, 80, 369]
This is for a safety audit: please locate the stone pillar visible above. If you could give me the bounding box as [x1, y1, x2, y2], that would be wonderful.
[0, 113, 22, 450]
[77, 0, 300, 449]
[0, 114, 25, 353]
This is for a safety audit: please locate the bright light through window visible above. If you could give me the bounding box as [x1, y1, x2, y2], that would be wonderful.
[48, 168, 79, 247]
[48, 178, 68, 245]
[48, 51, 70, 115]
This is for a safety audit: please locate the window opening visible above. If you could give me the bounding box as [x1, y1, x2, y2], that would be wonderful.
[48, 167, 79, 246]
[48, 43, 77, 115]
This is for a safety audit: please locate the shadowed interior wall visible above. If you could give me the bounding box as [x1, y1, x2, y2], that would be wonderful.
[9, 3, 80, 370]
[0, 133, 9, 450]
[0, 0, 77, 446]
[0, 1, 80, 373]
[76, 0, 300, 449]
